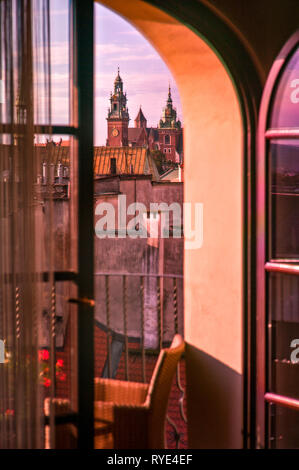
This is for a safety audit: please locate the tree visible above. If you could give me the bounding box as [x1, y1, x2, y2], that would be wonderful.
[150, 150, 177, 175]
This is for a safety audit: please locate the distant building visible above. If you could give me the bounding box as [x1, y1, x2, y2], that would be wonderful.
[32, 140, 183, 351]
[93, 146, 160, 180]
[94, 173, 184, 350]
[34, 140, 160, 182]
[160, 165, 184, 183]
[106, 69, 183, 164]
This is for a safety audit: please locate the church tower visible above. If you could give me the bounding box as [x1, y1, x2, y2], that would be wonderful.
[106, 68, 130, 146]
[158, 85, 181, 130]
[157, 86, 183, 163]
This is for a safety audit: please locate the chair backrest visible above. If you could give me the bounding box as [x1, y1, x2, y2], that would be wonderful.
[145, 334, 185, 448]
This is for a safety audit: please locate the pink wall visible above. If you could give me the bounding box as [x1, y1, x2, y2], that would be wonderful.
[98, 0, 243, 448]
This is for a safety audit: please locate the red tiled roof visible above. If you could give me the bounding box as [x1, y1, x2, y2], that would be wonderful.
[128, 128, 144, 143]
[31, 144, 160, 180]
[94, 146, 148, 175]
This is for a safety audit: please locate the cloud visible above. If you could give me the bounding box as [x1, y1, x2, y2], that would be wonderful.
[33, 2, 183, 144]
[107, 54, 159, 62]
[95, 42, 154, 58]
[94, 70, 183, 145]
[50, 9, 68, 16]
[33, 42, 69, 67]
[50, 43, 69, 67]
[117, 30, 139, 36]
[96, 43, 131, 56]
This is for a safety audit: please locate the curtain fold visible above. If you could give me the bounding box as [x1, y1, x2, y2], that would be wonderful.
[0, 0, 52, 449]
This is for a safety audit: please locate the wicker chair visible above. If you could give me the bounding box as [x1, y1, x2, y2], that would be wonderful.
[45, 334, 184, 449]
[94, 334, 185, 449]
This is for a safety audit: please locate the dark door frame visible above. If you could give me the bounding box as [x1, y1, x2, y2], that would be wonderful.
[256, 30, 299, 449]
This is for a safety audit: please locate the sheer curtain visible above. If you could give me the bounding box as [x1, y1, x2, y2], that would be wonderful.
[0, 0, 53, 448]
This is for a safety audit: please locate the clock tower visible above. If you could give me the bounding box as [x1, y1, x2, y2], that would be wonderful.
[106, 68, 130, 146]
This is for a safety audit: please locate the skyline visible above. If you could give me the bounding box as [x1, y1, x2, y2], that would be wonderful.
[47, 1, 183, 146]
[94, 3, 183, 145]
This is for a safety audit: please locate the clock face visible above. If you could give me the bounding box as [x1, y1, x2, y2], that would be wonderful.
[111, 128, 119, 137]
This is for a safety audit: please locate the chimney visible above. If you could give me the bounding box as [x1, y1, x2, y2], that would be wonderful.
[63, 166, 69, 178]
[49, 163, 55, 183]
[42, 162, 47, 184]
[57, 162, 63, 183]
[110, 157, 117, 175]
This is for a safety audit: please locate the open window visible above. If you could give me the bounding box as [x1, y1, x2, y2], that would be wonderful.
[257, 31, 299, 449]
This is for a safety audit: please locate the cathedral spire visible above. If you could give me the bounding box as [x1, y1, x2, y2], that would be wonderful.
[116, 66, 120, 80]
[114, 66, 123, 93]
[134, 106, 147, 128]
[167, 84, 172, 104]
[158, 85, 181, 129]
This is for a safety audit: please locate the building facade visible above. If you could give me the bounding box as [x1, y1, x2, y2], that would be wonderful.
[106, 70, 183, 164]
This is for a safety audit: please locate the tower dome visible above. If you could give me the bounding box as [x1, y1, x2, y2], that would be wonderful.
[158, 85, 180, 129]
[106, 67, 129, 147]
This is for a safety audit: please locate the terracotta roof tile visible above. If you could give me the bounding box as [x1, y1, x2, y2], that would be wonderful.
[0, 144, 160, 181]
[32, 144, 160, 180]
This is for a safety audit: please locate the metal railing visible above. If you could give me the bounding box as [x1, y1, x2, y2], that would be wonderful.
[94, 271, 186, 448]
[4, 271, 186, 448]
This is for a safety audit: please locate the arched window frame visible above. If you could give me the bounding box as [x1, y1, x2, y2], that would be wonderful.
[102, 0, 263, 450]
[257, 30, 299, 449]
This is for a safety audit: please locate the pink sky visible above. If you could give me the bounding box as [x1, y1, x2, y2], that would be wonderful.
[48, 1, 183, 145]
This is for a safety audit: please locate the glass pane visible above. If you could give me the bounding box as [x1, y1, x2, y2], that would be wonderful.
[34, 134, 77, 271]
[42, 280, 78, 449]
[0, 0, 54, 448]
[269, 404, 299, 449]
[33, 0, 70, 125]
[269, 273, 299, 399]
[50, 0, 70, 125]
[270, 46, 299, 128]
[270, 140, 299, 259]
[34, 134, 78, 447]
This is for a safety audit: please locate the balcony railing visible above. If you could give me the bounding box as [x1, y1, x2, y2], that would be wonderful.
[94, 272, 186, 448]
[2, 271, 186, 449]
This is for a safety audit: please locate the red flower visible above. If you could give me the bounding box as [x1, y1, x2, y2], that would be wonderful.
[57, 372, 66, 382]
[5, 409, 14, 416]
[39, 349, 49, 361]
[43, 378, 51, 388]
[56, 359, 64, 368]
[38, 351, 66, 387]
